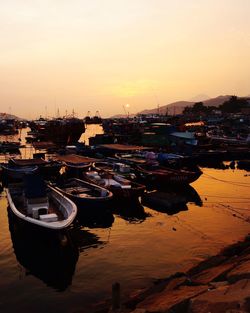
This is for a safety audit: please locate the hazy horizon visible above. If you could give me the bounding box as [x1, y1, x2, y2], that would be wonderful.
[1, 0, 250, 118]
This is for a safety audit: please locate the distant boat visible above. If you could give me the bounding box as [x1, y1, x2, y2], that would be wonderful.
[6, 174, 77, 230]
[29, 117, 85, 145]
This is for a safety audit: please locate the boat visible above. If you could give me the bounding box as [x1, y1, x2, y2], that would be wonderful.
[93, 161, 137, 180]
[115, 152, 147, 165]
[9, 158, 62, 179]
[29, 117, 85, 146]
[55, 154, 95, 177]
[135, 164, 202, 186]
[84, 170, 145, 200]
[6, 174, 77, 230]
[1, 164, 38, 186]
[51, 178, 113, 215]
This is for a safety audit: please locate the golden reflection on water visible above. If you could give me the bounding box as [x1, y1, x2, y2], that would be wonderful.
[0, 126, 250, 312]
[79, 124, 103, 145]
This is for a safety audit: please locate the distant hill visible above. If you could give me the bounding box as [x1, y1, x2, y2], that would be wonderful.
[0, 113, 24, 120]
[138, 95, 233, 115]
[110, 114, 136, 119]
[189, 94, 210, 102]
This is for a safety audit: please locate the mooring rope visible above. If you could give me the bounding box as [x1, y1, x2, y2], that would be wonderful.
[203, 172, 250, 187]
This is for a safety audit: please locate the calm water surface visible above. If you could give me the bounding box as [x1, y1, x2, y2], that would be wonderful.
[0, 126, 250, 312]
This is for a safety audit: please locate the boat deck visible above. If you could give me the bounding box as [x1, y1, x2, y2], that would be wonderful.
[10, 189, 65, 221]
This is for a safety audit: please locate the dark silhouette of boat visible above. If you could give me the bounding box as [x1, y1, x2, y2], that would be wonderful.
[29, 118, 85, 146]
[135, 164, 202, 186]
[141, 184, 202, 215]
[112, 199, 149, 223]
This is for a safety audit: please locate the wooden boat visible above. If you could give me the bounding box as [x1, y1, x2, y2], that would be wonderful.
[51, 178, 113, 210]
[6, 174, 77, 230]
[54, 154, 96, 178]
[84, 170, 145, 200]
[135, 164, 202, 186]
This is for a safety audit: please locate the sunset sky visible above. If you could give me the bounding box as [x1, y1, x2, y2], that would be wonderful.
[0, 0, 250, 118]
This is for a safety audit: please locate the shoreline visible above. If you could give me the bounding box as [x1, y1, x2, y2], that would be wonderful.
[94, 233, 250, 313]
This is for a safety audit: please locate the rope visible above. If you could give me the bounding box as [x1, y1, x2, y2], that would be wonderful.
[203, 172, 250, 187]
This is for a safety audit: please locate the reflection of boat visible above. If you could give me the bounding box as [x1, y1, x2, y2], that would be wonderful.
[113, 199, 149, 223]
[142, 190, 188, 215]
[154, 184, 203, 207]
[8, 209, 79, 291]
[68, 225, 106, 253]
[6, 174, 77, 230]
[142, 185, 202, 215]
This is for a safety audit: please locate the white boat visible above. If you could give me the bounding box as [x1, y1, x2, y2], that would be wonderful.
[6, 174, 77, 230]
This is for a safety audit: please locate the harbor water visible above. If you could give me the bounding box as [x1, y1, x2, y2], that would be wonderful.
[0, 125, 250, 313]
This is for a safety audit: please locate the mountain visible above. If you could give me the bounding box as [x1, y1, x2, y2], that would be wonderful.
[0, 113, 24, 120]
[138, 95, 233, 115]
[189, 94, 210, 102]
[110, 113, 136, 119]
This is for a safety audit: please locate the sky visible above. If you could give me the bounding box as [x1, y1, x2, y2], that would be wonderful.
[0, 0, 250, 118]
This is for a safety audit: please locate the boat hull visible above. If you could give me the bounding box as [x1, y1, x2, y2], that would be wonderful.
[136, 165, 202, 186]
[6, 185, 77, 230]
[53, 178, 113, 219]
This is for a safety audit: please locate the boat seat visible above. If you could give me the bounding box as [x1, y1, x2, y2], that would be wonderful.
[30, 206, 48, 219]
[39, 213, 58, 222]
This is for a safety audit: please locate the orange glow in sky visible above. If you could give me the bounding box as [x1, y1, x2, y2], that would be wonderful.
[0, 0, 250, 118]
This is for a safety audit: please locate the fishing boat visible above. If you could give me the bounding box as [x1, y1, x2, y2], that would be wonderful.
[84, 170, 145, 200]
[51, 178, 113, 211]
[29, 117, 85, 146]
[6, 174, 77, 230]
[135, 164, 202, 186]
